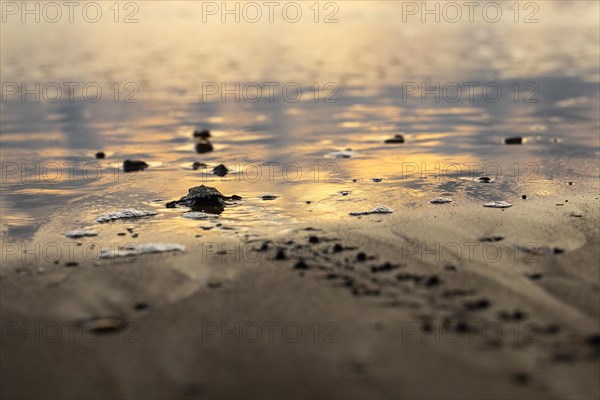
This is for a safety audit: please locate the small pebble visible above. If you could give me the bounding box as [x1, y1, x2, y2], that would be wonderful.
[134, 302, 149, 311]
[294, 260, 309, 270]
[195, 141, 214, 153]
[526, 273, 543, 280]
[213, 164, 229, 177]
[585, 334, 600, 348]
[384, 134, 404, 144]
[193, 129, 211, 138]
[505, 137, 523, 145]
[332, 244, 344, 253]
[95, 152, 105, 159]
[123, 160, 149, 172]
[275, 249, 286, 260]
[464, 299, 490, 311]
[424, 276, 442, 287]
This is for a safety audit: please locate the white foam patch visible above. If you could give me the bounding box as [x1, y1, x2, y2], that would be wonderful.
[96, 209, 157, 223]
[65, 229, 98, 238]
[100, 243, 185, 258]
[349, 205, 394, 216]
[483, 201, 513, 209]
[181, 212, 218, 220]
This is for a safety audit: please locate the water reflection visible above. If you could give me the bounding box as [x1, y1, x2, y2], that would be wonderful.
[1, 1, 598, 242]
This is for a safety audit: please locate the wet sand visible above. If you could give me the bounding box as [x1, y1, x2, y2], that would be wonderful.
[2, 193, 598, 399]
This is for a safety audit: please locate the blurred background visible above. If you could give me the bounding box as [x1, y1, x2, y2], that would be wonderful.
[1, 1, 599, 241]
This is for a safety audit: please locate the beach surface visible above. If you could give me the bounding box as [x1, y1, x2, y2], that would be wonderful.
[1, 2, 599, 399]
[2, 192, 599, 399]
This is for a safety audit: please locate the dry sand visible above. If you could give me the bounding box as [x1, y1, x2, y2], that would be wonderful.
[1, 195, 599, 399]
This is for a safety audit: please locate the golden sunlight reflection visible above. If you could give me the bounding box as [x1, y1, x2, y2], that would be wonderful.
[1, 1, 599, 240]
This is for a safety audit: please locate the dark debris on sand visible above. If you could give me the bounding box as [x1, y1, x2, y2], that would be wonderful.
[384, 134, 404, 144]
[166, 185, 241, 211]
[123, 160, 149, 172]
[504, 137, 523, 145]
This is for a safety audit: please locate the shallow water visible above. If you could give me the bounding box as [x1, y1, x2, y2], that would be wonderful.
[1, 1, 599, 251]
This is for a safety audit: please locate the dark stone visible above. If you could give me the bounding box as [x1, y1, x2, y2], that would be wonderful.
[356, 252, 367, 262]
[195, 141, 214, 153]
[371, 262, 399, 273]
[526, 273, 543, 280]
[134, 302, 149, 311]
[553, 247, 565, 254]
[294, 260, 309, 270]
[505, 137, 523, 145]
[306, 201, 312, 204]
[193, 129, 211, 138]
[123, 160, 149, 172]
[585, 334, 600, 348]
[424, 275, 442, 287]
[384, 134, 404, 144]
[65, 262, 78, 267]
[479, 236, 504, 242]
[396, 273, 422, 283]
[182, 185, 226, 206]
[213, 164, 229, 177]
[464, 299, 490, 311]
[166, 185, 240, 211]
[522, 195, 527, 199]
[499, 310, 526, 321]
[275, 248, 286, 260]
[478, 176, 492, 183]
[543, 324, 561, 335]
[332, 244, 344, 253]
[308, 236, 319, 244]
[95, 152, 105, 159]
